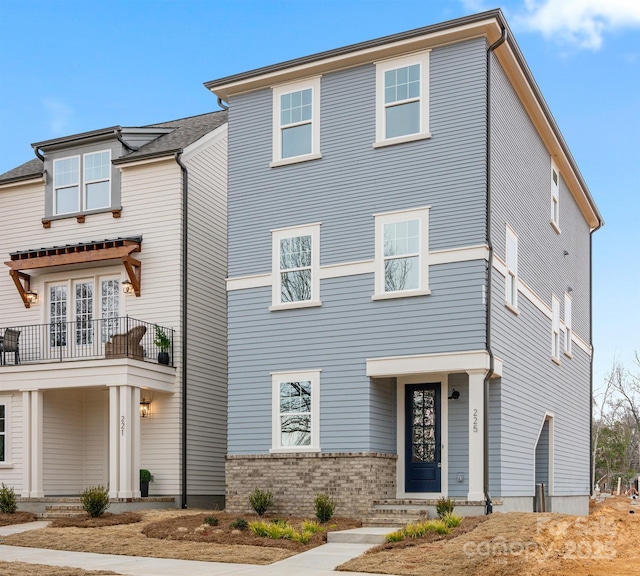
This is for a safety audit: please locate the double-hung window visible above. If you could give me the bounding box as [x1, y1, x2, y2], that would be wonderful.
[552, 295, 560, 363]
[271, 370, 320, 452]
[53, 150, 111, 215]
[374, 207, 430, 299]
[271, 223, 320, 310]
[272, 77, 321, 166]
[564, 292, 572, 356]
[505, 226, 518, 311]
[551, 160, 560, 233]
[0, 397, 10, 466]
[375, 52, 430, 147]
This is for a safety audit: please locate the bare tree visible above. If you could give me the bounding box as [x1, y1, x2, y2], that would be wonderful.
[592, 364, 621, 491]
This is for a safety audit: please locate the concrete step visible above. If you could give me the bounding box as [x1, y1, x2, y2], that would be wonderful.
[362, 516, 426, 527]
[38, 504, 88, 519]
[327, 527, 402, 544]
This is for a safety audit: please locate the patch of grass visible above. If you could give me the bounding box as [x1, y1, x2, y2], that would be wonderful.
[441, 511, 462, 528]
[50, 512, 142, 528]
[0, 511, 38, 526]
[385, 518, 452, 542]
[385, 529, 405, 542]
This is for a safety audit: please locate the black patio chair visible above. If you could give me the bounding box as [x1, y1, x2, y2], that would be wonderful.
[0, 328, 20, 365]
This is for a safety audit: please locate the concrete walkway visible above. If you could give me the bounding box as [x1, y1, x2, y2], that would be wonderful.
[0, 522, 401, 576]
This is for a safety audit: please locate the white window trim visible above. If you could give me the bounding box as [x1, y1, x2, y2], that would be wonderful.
[0, 395, 12, 467]
[551, 159, 560, 234]
[505, 225, 519, 312]
[551, 295, 560, 364]
[53, 154, 81, 215]
[373, 206, 430, 300]
[83, 150, 112, 211]
[271, 77, 322, 167]
[564, 292, 572, 357]
[270, 369, 320, 453]
[270, 223, 321, 311]
[374, 51, 431, 148]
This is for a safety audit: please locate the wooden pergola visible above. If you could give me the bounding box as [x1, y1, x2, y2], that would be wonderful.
[4, 237, 142, 308]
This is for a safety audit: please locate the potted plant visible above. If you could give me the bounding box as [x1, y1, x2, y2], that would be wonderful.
[140, 469, 152, 497]
[153, 324, 171, 365]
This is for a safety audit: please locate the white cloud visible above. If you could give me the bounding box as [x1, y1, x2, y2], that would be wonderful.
[516, 0, 640, 49]
[43, 97, 73, 135]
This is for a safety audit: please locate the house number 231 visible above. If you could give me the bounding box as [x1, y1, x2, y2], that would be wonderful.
[121, 415, 125, 436]
[473, 409, 478, 433]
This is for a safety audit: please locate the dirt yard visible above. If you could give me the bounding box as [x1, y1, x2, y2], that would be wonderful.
[0, 562, 117, 576]
[339, 496, 640, 575]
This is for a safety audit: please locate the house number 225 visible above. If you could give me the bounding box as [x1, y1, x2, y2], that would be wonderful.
[473, 409, 478, 433]
[121, 415, 125, 436]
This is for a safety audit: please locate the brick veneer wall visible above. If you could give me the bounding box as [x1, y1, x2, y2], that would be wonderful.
[226, 452, 397, 518]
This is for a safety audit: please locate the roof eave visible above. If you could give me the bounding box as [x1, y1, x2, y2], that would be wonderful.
[112, 148, 183, 166]
[0, 172, 45, 188]
[32, 126, 121, 150]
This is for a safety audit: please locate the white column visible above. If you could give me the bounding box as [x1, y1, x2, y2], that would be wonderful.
[467, 370, 487, 502]
[119, 386, 133, 498]
[108, 386, 120, 498]
[30, 390, 44, 498]
[132, 386, 141, 498]
[21, 391, 31, 498]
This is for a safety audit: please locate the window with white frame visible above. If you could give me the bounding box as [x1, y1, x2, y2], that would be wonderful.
[272, 77, 321, 166]
[0, 397, 10, 465]
[374, 207, 430, 299]
[375, 52, 430, 146]
[552, 295, 560, 362]
[271, 370, 320, 452]
[271, 223, 320, 310]
[505, 226, 518, 310]
[551, 160, 560, 232]
[53, 150, 111, 215]
[564, 292, 572, 356]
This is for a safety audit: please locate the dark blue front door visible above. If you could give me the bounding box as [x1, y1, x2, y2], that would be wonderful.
[405, 383, 441, 493]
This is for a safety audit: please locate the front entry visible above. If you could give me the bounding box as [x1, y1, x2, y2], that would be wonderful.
[405, 383, 441, 493]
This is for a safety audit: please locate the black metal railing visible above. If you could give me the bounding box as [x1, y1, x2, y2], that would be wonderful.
[0, 316, 174, 367]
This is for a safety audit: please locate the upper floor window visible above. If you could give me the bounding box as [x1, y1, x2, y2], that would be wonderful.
[271, 223, 321, 310]
[551, 160, 560, 233]
[375, 52, 431, 147]
[271, 370, 320, 452]
[552, 295, 560, 363]
[271, 78, 321, 167]
[564, 292, 572, 356]
[53, 150, 111, 215]
[374, 207, 430, 300]
[505, 226, 518, 311]
[0, 401, 6, 464]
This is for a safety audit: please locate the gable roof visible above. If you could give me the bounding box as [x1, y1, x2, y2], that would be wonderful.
[0, 110, 228, 185]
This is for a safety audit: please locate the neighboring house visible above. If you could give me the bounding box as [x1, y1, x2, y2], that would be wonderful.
[206, 9, 603, 518]
[0, 111, 228, 511]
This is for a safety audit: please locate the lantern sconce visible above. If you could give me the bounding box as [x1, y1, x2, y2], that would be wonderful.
[448, 389, 460, 400]
[25, 290, 38, 305]
[140, 399, 151, 418]
[122, 280, 135, 295]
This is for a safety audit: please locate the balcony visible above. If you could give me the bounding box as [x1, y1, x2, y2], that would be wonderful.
[0, 317, 174, 367]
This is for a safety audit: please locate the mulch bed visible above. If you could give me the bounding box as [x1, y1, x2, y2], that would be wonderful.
[50, 512, 142, 528]
[142, 512, 361, 551]
[0, 512, 38, 526]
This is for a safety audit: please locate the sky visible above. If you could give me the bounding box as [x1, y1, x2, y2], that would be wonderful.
[0, 0, 638, 389]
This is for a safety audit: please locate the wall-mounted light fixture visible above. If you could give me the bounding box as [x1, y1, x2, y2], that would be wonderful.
[567, 286, 574, 293]
[122, 280, 135, 295]
[563, 250, 569, 256]
[140, 399, 151, 418]
[25, 290, 38, 305]
[448, 389, 460, 400]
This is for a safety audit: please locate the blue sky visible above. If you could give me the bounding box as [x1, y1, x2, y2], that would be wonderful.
[0, 0, 638, 388]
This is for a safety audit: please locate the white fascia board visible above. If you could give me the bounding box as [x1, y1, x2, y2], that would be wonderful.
[366, 350, 493, 378]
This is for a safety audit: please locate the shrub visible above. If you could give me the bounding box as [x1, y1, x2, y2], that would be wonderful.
[302, 519, 322, 534]
[314, 493, 336, 523]
[140, 469, 152, 482]
[436, 497, 455, 518]
[291, 529, 312, 543]
[385, 519, 452, 543]
[385, 529, 405, 543]
[230, 518, 248, 530]
[249, 519, 295, 539]
[204, 515, 219, 526]
[441, 511, 462, 528]
[249, 488, 274, 516]
[80, 485, 110, 518]
[0, 483, 18, 514]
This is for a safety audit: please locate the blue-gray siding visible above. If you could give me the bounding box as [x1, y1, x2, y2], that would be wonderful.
[535, 419, 550, 496]
[448, 374, 469, 497]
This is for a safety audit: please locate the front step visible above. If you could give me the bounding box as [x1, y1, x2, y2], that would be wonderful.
[40, 504, 87, 519]
[327, 527, 402, 544]
[363, 499, 431, 527]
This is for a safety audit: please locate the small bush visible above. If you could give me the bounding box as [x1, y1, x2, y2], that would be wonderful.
[80, 485, 110, 518]
[291, 529, 312, 543]
[436, 496, 455, 518]
[441, 511, 462, 528]
[249, 488, 274, 516]
[140, 469, 152, 482]
[385, 518, 451, 543]
[204, 515, 219, 526]
[302, 519, 322, 534]
[385, 529, 405, 542]
[230, 518, 248, 530]
[249, 519, 295, 539]
[0, 483, 18, 514]
[314, 493, 336, 523]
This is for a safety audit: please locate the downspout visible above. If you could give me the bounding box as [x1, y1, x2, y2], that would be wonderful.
[484, 24, 507, 515]
[32, 146, 44, 161]
[589, 228, 594, 495]
[176, 151, 189, 509]
[217, 97, 229, 111]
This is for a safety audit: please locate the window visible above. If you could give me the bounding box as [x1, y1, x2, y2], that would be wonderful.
[552, 295, 560, 363]
[505, 226, 518, 311]
[271, 370, 320, 452]
[551, 160, 560, 232]
[53, 150, 111, 215]
[375, 52, 430, 147]
[272, 77, 321, 166]
[564, 292, 572, 356]
[374, 207, 430, 299]
[0, 397, 11, 465]
[271, 223, 320, 310]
